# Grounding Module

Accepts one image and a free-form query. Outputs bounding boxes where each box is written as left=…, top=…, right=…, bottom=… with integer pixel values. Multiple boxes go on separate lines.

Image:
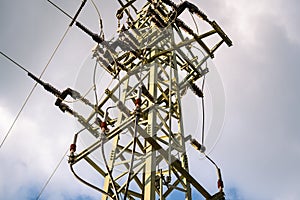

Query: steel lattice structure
left=31, top=0, right=232, bottom=199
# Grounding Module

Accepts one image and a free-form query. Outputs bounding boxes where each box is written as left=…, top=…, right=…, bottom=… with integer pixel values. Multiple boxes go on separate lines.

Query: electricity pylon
left=54, top=0, right=232, bottom=199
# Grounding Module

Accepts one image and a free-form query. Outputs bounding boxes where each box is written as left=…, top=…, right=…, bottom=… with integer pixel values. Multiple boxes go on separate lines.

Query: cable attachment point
left=99, top=126, right=108, bottom=143
left=99, top=121, right=109, bottom=141
left=68, top=133, right=78, bottom=164
left=190, top=138, right=206, bottom=153
left=55, top=88, right=79, bottom=113
left=100, top=121, right=109, bottom=133
left=75, top=22, right=104, bottom=43
left=27, top=72, right=61, bottom=97
left=164, top=175, right=171, bottom=185
left=134, top=98, right=142, bottom=117
left=134, top=98, right=141, bottom=107
left=217, top=168, right=224, bottom=190
left=68, top=144, right=76, bottom=164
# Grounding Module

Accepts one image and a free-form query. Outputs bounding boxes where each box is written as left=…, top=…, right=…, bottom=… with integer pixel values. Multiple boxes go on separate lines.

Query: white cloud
left=0, top=103, right=100, bottom=199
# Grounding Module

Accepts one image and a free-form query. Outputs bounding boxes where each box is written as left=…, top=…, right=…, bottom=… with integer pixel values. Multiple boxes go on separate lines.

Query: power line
left=0, top=51, right=37, bottom=149
left=0, top=51, right=30, bottom=74
left=0, top=81, right=37, bottom=149
left=36, top=148, right=68, bottom=200
left=0, top=26, right=71, bottom=149
left=47, top=0, right=72, bottom=19
left=201, top=76, right=206, bottom=144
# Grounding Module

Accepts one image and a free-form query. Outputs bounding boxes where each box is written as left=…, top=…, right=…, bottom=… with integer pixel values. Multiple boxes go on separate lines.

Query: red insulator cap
left=135, top=98, right=141, bottom=106
left=217, top=179, right=224, bottom=189
left=100, top=121, right=107, bottom=129
left=70, top=144, right=76, bottom=152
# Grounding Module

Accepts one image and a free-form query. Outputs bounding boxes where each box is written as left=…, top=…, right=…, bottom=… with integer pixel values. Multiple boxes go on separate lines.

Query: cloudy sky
left=0, top=0, right=300, bottom=200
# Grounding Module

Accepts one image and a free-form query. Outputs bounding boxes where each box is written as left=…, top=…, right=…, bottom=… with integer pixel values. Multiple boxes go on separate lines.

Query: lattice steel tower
left=41, top=0, right=232, bottom=199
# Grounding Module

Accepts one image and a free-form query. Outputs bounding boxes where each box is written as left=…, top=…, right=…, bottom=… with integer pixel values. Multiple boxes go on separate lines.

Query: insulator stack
left=189, top=81, right=204, bottom=98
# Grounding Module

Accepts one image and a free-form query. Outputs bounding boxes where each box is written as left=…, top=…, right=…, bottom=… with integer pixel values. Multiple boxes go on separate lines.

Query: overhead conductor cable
left=0, top=0, right=90, bottom=149
left=0, top=26, right=68, bottom=148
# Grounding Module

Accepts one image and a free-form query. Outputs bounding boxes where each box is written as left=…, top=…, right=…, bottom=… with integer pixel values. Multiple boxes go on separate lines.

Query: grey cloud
left=1, top=0, right=300, bottom=200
